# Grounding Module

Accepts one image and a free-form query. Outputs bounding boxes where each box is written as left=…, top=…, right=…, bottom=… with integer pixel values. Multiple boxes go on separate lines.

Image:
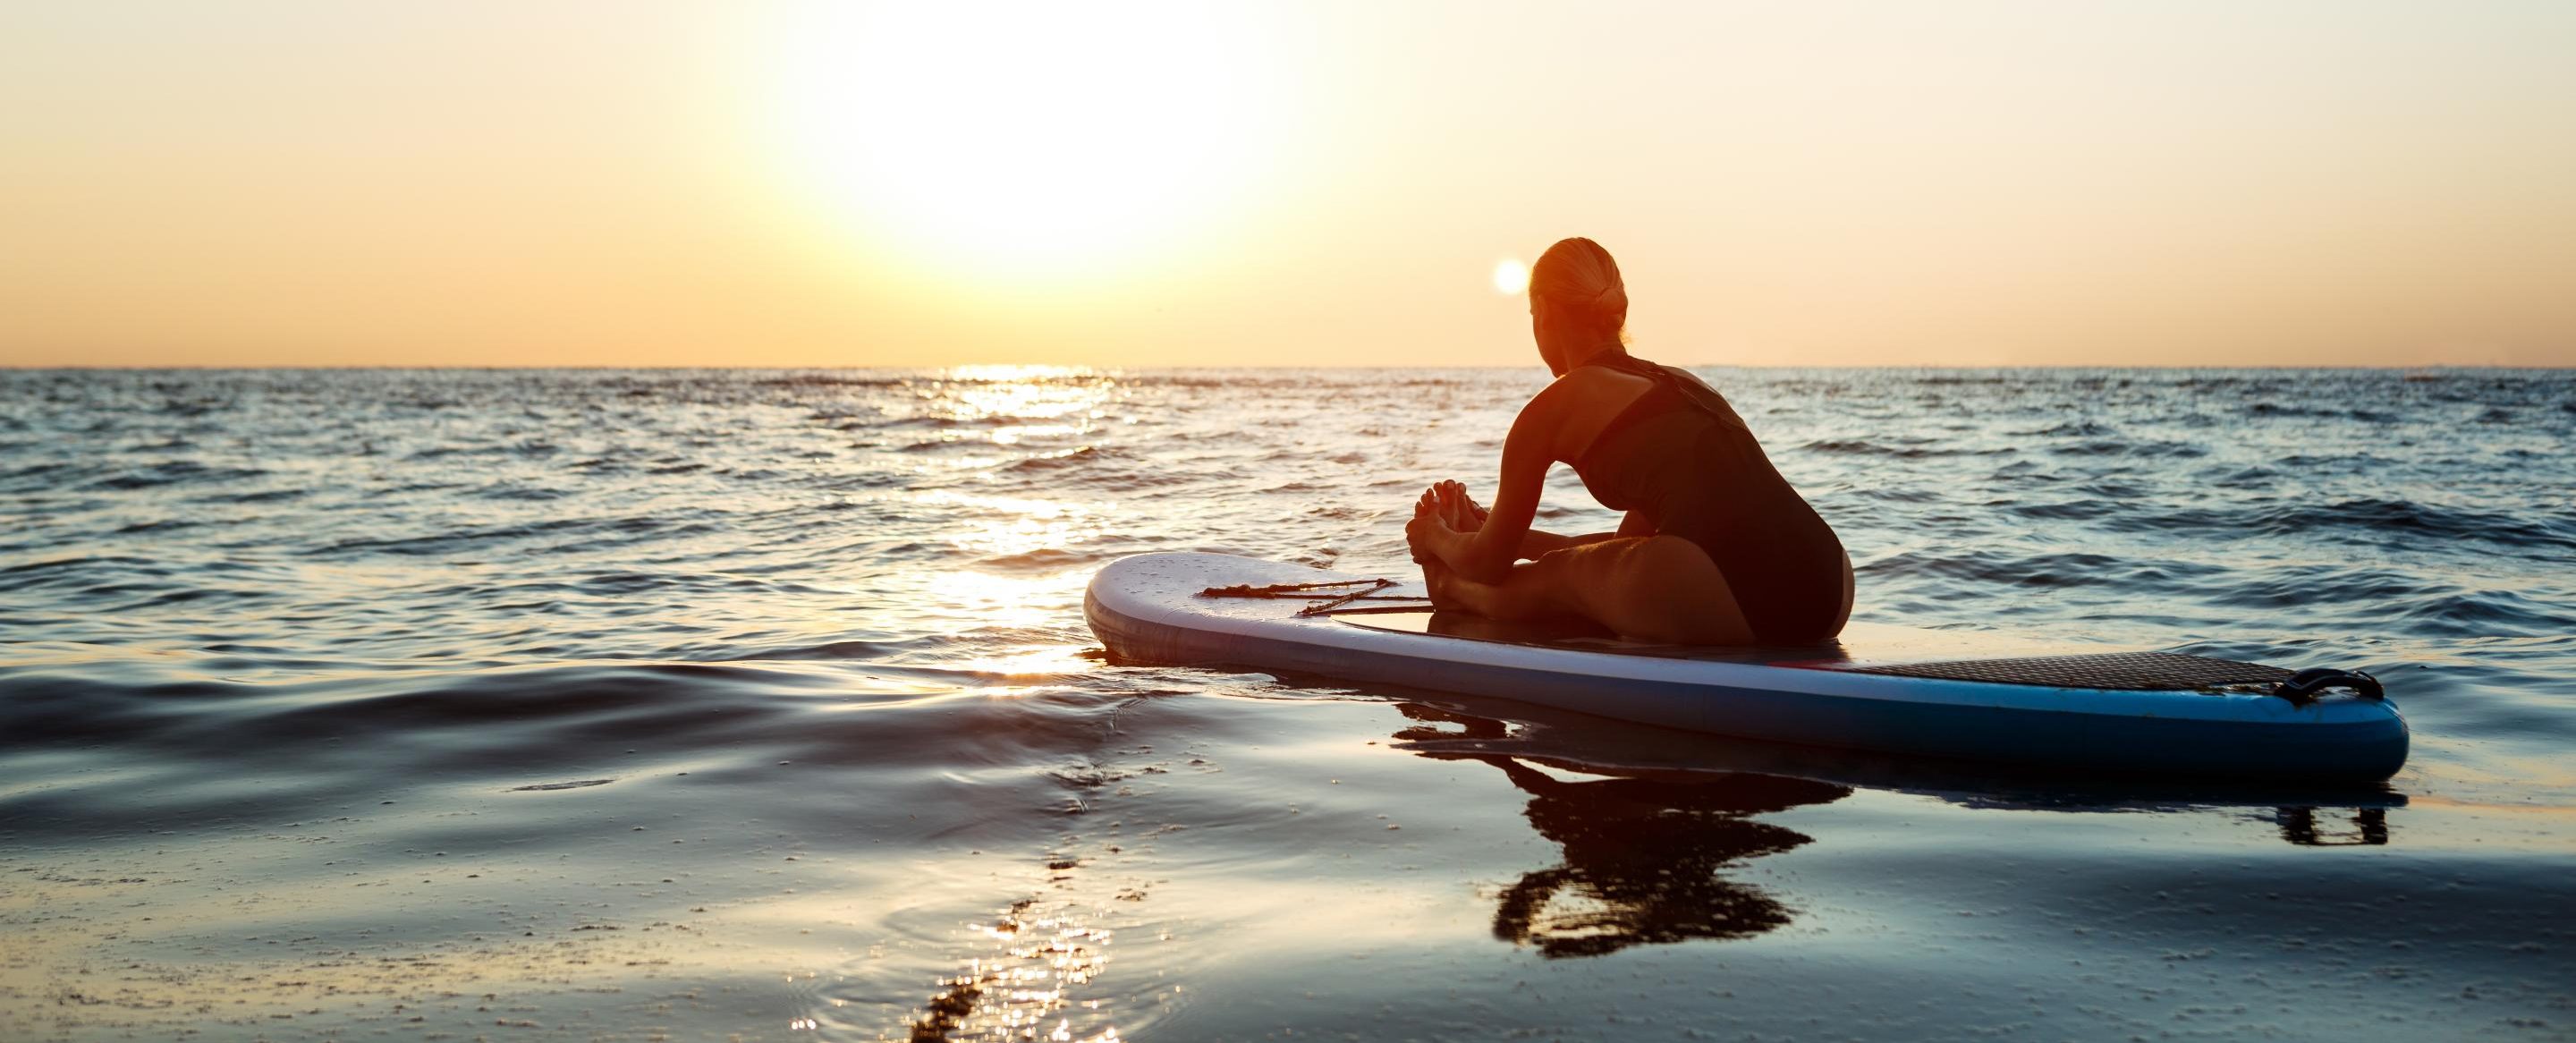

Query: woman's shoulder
left=1517, top=362, right=1662, bottom=459
left=1561, top=360, right=1658, bottom=394
left=1522, top=364, right=1642, bottom=417
left=1565, top=360, right=1661, bottom=408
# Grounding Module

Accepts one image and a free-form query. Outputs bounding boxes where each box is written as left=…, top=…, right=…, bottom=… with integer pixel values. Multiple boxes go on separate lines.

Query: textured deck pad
left=1841, top=651, right=2292, bottom=691
left=1336, top=611, right=2104, bottom=666
left=1338, top=611, right=2291, bottom=691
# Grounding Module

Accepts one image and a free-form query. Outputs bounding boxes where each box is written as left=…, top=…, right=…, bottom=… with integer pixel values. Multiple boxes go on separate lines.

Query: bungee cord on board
left=1198, top=578, right=1432, bottom=617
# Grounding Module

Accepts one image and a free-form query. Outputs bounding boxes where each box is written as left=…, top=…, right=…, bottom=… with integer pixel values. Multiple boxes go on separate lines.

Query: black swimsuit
left=1567, top=352, right=1846, bottom=645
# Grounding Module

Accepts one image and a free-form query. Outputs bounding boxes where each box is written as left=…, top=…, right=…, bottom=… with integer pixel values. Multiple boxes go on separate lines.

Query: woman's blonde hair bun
left=1529, top=237, right=1627, bottom=342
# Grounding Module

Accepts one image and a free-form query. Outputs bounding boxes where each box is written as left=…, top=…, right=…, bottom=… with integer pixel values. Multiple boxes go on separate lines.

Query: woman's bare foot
left=1406, top=485, right=1448, bottom=564
left=1418, top=554, right=1466, bottom=612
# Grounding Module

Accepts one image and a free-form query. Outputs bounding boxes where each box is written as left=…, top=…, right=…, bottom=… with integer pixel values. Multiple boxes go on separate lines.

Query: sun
left=771, top=3, right=1284, bottom=276
left=1493, top=259, right=1530, bottom=294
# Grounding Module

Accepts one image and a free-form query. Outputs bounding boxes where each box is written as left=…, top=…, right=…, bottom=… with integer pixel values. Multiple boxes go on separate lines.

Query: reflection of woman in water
left=1475, top=757, right=1848, bottom=956
left=1397, top=705, right=2385, bottom=957
left=1405, top=237, right=1853, bottom=645
left=2275, top=806, right=2390, bottom=845
left=1392, top=702, right=1851, bottom=958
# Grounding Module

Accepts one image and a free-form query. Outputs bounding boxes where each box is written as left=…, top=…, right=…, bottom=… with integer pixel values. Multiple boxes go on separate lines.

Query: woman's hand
left=1433, top=479, right=1488, bottom=530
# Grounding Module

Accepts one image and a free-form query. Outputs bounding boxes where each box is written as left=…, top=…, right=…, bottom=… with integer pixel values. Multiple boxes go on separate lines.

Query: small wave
left=977, top=547, right=1123, bottom=571
left=2247, top=402, right=2325, bottom=418
left=1801, top=439, right=1998, bottom=459
left=2047, top=440, right=2128, bottom=457
left=2207, top=467, right=2278, bottom=489
left=754, top=374, right=911, bottom=388
left=2008, top=500, right=2122, bottom=522
left=1807, top=438, right=1916, bottom=457
left=85, top=462, right=268, bottom=491
left=0, top=460, right=87, bottom=485
left=113, top=518, right=198, bottom=535
left=2392, top=588, right=2576, bottom=639
left=996, top=446, right=1192, bottom=488
left=472, top=483, right=568, bottom=502
left=301, top=517, right=598, bottom=557
left=819, top=471, right=908, bottom=492
left=199, top=488, right=309, bottom=505
left=1004, top=447, right=1101, bottom=471
left=2122, top=496, right=2576, bottom=553
left=402, top=444, right=512, bottom=461
left=1862, top=549, right=2226, bottom=593
left=888, top=412, right=1072, bottom=430
left=735, top=638, right=911, bottom=661
left=2029, top=421, right=2116, bottom=438
left=2046, top=439, right=2205, bottom=459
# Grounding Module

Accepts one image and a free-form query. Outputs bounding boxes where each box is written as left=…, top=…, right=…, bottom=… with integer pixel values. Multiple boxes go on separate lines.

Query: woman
left=1405, top=237, right=1853, bottom=645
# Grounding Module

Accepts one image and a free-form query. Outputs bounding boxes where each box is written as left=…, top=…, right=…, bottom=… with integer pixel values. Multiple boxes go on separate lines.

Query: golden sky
left=4, top=1, right=2571, bottom=368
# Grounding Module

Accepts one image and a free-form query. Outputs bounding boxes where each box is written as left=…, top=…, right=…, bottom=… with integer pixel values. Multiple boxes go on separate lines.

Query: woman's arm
left=1434, top=481, right=1601, bottom=561
left=1522, top=513, right=1652, bottom=556
left=1414, top=389, right=1564, bottom=583
left=1514, top=528, right=1606, bottom=558
left=1513, top=529, right=1581, bottom=558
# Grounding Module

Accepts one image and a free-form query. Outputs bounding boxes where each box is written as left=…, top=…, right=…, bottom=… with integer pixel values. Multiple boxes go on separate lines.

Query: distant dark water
left=3, top=367, right=2573, bottom=1041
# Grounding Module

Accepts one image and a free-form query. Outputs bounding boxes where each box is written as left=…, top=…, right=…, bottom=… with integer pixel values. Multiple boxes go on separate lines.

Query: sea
left=3, top=367, right=2572, bottom=1042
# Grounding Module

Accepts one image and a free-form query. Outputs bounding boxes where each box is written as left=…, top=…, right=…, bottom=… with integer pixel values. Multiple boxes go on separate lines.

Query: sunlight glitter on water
left=926, top=367, right=1115, bottom=426
left=4, top=368, right=2573, bottom=1040
left=931, top=570, right=1085, bottom=632
left=914, top=491, right=1114, bottom=564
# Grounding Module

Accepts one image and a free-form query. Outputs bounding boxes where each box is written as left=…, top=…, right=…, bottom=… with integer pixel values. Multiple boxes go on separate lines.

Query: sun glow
left=1492, top=259, right=1530, bottom=294
left=772, top=3, right=1285, bottom=276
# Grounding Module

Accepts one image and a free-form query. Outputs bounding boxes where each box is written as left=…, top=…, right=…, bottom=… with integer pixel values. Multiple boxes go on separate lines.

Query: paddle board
left=1084, top=552, right=2408, bottom=780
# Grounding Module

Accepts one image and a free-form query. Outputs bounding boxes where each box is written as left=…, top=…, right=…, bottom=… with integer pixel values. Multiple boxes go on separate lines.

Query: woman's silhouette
left=1406, top=237, right=1853, bottom=645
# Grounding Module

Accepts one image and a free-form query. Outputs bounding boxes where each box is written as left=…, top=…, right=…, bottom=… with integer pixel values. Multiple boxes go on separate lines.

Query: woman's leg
left=1425, top=534, right=1757, bottom=645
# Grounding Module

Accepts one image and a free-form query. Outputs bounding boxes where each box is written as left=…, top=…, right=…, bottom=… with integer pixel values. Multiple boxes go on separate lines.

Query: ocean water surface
left=3, top=367, right=2572, bottom=1041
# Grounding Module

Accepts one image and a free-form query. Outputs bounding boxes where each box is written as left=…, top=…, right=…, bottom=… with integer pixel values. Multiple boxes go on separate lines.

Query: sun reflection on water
left=931, top=569, right=1085, bottom=636
left=921, top=495, right=1111, bottom=565
left=908, top=898, right=1121, bottom=1042
left=919, top=367, right=1115, bottom=428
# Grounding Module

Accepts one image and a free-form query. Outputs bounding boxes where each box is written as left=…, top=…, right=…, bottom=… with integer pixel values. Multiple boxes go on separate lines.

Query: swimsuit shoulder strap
left=1583, top=349, right=1747, bottom=431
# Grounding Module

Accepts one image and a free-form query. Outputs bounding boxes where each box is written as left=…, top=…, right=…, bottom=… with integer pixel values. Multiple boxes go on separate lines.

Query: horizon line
left=3, top=362, right=2569, bottom=373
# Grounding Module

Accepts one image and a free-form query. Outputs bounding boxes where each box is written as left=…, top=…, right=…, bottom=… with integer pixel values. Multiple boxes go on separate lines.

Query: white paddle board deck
left=1084, top=553, right=2408, bottom=780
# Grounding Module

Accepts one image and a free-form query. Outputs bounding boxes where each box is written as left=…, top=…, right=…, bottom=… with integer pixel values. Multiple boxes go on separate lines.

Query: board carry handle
left=2271, top=667, right=2384, bottom=705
